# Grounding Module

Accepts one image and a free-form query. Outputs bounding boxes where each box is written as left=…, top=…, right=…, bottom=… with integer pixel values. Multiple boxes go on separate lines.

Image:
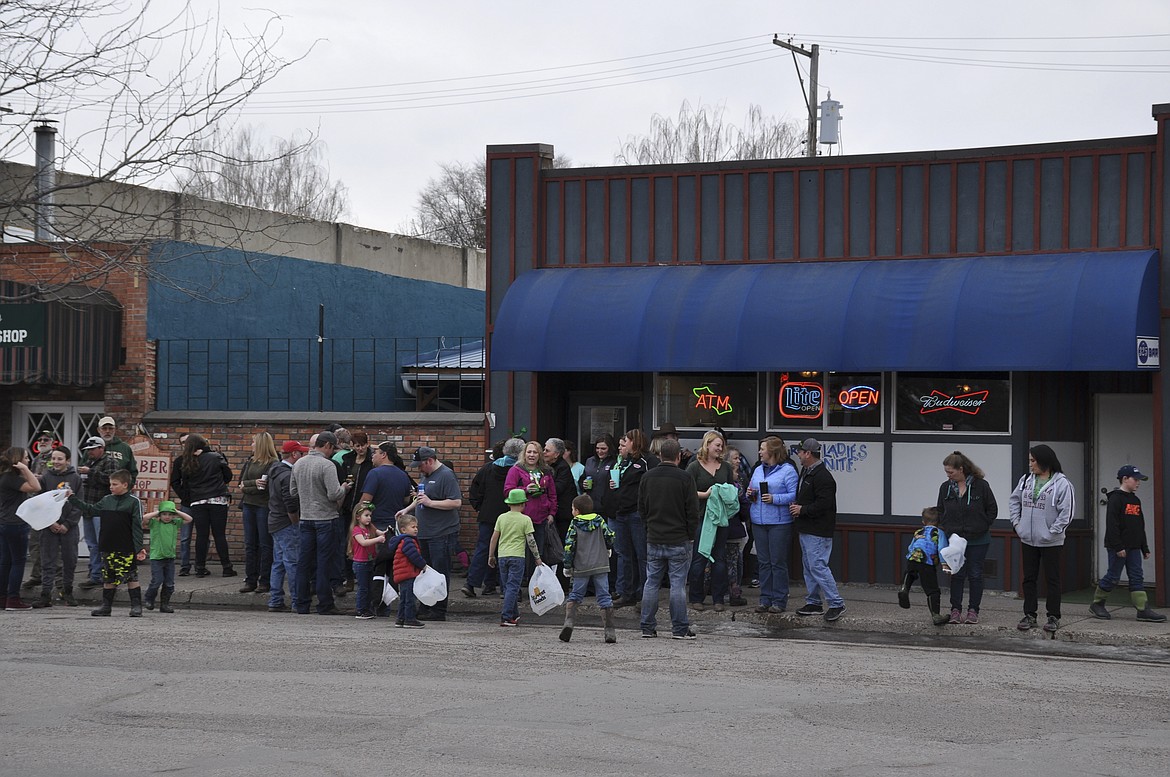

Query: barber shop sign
left=0, top=304, right=46, bottom=348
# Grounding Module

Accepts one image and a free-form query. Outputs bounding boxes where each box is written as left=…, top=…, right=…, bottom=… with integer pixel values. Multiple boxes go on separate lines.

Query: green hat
left=504, top=488, right=529, bottom=505
left=158, top=500, right=178, bottom=514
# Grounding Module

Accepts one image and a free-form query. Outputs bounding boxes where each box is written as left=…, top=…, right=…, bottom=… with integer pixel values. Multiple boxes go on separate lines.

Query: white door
left=1093, top=394, right=1155, bottom=583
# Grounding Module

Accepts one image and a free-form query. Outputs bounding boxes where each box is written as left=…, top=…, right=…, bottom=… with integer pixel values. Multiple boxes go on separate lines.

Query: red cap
left=281, top=440, right=309, bottom=454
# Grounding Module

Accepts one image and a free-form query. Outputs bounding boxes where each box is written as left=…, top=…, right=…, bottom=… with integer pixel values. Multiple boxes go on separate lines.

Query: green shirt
left=148, top=516, right=183, bottom=560
left=494, top=509, right=535, bottom=559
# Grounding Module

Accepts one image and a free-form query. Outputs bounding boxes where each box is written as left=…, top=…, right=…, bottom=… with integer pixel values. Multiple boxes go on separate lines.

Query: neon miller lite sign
left=780, top=381, right=823, bottom=419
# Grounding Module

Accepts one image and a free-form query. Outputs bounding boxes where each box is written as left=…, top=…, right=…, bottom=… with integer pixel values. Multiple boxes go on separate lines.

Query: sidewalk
left=18, top=561, right=1170, bottom=649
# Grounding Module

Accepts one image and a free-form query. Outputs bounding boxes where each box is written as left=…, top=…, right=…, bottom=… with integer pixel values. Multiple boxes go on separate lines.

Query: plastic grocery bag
left=940, top=534, right=968, bottom=575
left=414, top=565, right=447, bottom=607
left=16, top=488, right=69, bottom=531
left=528, top=564, right=564, bottom=616
left=373, top=575, right=399, bottom=606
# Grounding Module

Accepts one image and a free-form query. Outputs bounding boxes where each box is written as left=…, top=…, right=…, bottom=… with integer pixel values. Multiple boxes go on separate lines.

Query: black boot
left=603, top=607, right=617, bottom=644
left=928, top=593, right=948, bottom=626
left=129, top=587, right=143, bottom=617
left=559, top=602, right=577, bottom=643
left=159, top=586, right=175, bottom=614
left=897, top=572, right=913, bottom=609
left=91, top=587, right=115, bottom=616
left=144, top=588, right=156, bottom=610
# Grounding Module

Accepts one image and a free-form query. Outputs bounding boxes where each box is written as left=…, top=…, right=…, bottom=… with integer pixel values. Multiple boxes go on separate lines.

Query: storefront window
left=894, top=372, right=1011, bottom=433
left=769, top=372, right=884, bottom=430
left=827, top=373, right=883, bottom=428
left=654, top=373, right=758, bottom=430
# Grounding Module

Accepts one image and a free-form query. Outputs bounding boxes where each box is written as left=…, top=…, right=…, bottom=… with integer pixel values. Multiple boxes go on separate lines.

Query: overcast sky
left=28, top=0, right=1170, bottom=237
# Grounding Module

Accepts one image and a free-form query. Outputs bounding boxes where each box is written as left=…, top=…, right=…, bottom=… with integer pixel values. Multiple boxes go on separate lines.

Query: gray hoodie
left=1008, top=471, right=1075, bottom=547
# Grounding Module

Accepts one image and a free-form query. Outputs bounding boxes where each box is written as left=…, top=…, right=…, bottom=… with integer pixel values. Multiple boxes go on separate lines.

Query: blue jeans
left=949, top=541, right=989, bottom=613
left=799, top=533, right=844, bottom=609
left=83, top=515, right=102, bottom=582
left=352, top=559, right=374, bottom=613
left=498, top=556, right=525, bottom=621
left=689, top=524, right=729, bottom=604
left=613, top=512, right=647, bottom=599
left=640, top=542, right=691, bottom=635
left=241, top=504, right=273, bottom=586
left=146, top=558, right=176, bottom=600
left=330, top=514, right=348, bottom=588
left=1098, top=548, right=1145, bottom=592
left=397, top=578, right=418, bottom=622
left=295, top=520, right=336, bottom=613
left=753, top=522, right=793, bottom=609
left=419, top=533, right=456, bottom=616
left=570, top=572, right=613, bottom=608
left=0, top=522, right=30, bottom=598
left=269, top=524, right=299, bottom=609
left=466, top=522, right=499, bottom=589
left=179, top=519, right=192, bottom=572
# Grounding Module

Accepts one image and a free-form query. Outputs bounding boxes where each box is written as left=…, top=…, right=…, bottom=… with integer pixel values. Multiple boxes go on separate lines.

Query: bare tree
left=407, top=155, right=571, bottom=249
left=177, top=126, right=350, bottom=222
left=0, top=0, right=304, bottom=301
left=615, top=100, right=803, bottom=165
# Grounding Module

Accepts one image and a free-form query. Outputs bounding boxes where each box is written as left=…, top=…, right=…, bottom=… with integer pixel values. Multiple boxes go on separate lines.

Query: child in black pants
left=898, top=507, right=950, bottom=626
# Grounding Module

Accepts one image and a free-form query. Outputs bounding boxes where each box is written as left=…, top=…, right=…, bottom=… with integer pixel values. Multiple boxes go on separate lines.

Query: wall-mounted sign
left=838, top=385, right=880, bottom=410
left=780, top=380, right=823, bottom=419
left=0, top=304, right=46, bottom=348
left=1137, top=336, right=1160, bottom=369
left=692, top=385, right=733, bottom=415
left=918, top=389, right=989, bottom=415
left=896, top=373, right=1010, bottom=433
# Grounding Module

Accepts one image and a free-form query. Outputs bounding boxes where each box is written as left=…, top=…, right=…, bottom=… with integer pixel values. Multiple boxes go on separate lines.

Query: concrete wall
left=0, top=162, right=486, bottom=290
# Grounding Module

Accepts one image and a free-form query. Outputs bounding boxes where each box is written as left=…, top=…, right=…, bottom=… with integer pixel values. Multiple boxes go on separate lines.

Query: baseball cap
left=282, top=440, right=309, bottom=454
left=80, top=435, right=106, bottom=451
left=1117, top=465, right=1148, bottom=481
left=504, top=488, right=529, bottom=505
left=158, top=500, right=178, bottom=514
left=796, top=438, right=822, bottom=454
left=413, top=445, right=438, bottom=462
left=98, top=416, right=116, bottom=427
left=37, top=429, right=55, bottom=439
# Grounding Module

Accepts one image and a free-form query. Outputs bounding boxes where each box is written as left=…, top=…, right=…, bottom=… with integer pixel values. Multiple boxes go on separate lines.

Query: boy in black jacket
left=1089, top=465, right=1165, bottom=622
left=68, top=470, right=146, bottom=617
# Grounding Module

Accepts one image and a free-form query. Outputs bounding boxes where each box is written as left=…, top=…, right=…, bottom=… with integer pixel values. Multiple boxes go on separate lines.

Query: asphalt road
left=2, top=608, right=1168, bottom=777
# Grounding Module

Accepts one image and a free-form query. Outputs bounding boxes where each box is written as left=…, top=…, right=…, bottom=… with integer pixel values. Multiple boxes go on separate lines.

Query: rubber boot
left=159, top=586, right=175, bottom=614
left=144, top=588, right=156, bottom=610
left=897, top=572, right=913, bottom=609
left=1132, top=590, right=1168, bottom=622
left=603, top=607, right=617, bottom=643
left=1088, top=587, right=1111, bottom=619
left=928, top=593, right=949, bottom=626
left=62, top=588, right=77, bottom=607
left=91, top=587, right=115, bottom=617
left=559, top=601, right=577, bottom=643
left=129, top=587, right=143, bottom=617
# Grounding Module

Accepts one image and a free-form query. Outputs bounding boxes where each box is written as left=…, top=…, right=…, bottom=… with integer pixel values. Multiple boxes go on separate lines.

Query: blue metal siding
left=748, top=172, right=770, bottom=260
left=929, top=164, right=951, bottom=255
left=956, top=163, right=980, bottom=254
left=631, top=178, right=650, bottom=261
left=984, top=161, right=1007, bottom=252
left=1012, top=159, right=1035, bottom=251
left=875, top=167, right=896, bottom=256
left=1040, top=157, right=1064, bottom=250
left=1097, top=154, right=1122, bottom=248
left=724, top=173, right=744, bottom=260
left=901, top=166, right=924, bottom=255
left=654, top=177, right=673, bottom=262
left=799, top=170, right=819, bottom=258
left=823, top=169, right=844, bottom=258
left=490, top=158, right=512, bottom=312
left=1069, top=157, right=1093, bottom=249
left=774, top=171, right=794, bottom=259
left=849, top=168, right=870, bottom=258
left=1127, top=152, right=1148, bottom=246
left=585, top=179, right=605, bottom=263
left=544, top=181, right=561, bottom=265
left=677, top=176, right=697, bottom=262
left=516, top=158, right=535, bottom=269
left=609, top=179, right=627, bottom=262
left=563, top=180, right=581, bottom=264
left=701, top=175, right=720, bottom=259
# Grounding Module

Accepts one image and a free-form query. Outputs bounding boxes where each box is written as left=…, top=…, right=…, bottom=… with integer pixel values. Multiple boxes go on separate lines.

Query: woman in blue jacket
left=747, top=436, right=798, bottom=613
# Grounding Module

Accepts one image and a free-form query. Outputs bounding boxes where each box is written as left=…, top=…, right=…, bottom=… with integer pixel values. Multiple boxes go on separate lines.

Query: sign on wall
left=1136, top=336, right=1160, bottom=369
left=0, top=304, right=46, bottom=348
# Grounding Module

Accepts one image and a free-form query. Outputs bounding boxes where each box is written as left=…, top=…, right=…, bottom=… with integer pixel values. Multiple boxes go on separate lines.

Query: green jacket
left=103, top=436, right=139, bottom=482
left=698, top=483, right=739, bottom=561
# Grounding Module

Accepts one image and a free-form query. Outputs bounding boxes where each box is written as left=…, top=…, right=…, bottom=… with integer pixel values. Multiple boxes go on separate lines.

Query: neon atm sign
left=693, top=385, right=733, bottom=415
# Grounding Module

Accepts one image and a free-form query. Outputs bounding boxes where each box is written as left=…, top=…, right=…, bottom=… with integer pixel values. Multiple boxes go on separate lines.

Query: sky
left=12, top=0, right=1170, bottom=236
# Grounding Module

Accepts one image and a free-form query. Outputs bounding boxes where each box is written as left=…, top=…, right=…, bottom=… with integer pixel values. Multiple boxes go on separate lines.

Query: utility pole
left=772, top=36, right=819, bottom=158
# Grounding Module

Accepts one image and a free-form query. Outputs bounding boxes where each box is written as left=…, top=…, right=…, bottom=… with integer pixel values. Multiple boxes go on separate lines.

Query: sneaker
left=824, top=606, right=845, bottom=622
left=402, top=620, right=426, bottom=629
left=1088, top=601, right=1111, bottom=620
left=460, top=585, right=477, bottom=598
left=395, top=619, right=405, bottom=627
left=1137, top=608, right=1168, bottom=623
left=754, top=604, right=770, bottom=613
left=1017, top=614, right=1037, bottom=631
left=729, top=596, right=749, bottom=607
left=354, top=611, right=375, bottom=620
left=195, top=569, right=211, bottom=578
left=748, top=579, right=760, bottom=588
left=965, top=609, right=979, bottom=625
left=22, top=578, right=40, bottom=590
left=256, top=584, right=271, bottom=594
left=221, top=569, right=237, bottom=578
left=1043, top=615, right=1061, bottom=633
left=178, top=569, right=190, bottom=577
left=31, top=594, right=53, bottom=609
left=79, top=579, right=101, bottom=590
left=672, top=630, right=697, bottom=640
left=267, top=606, right=288, bottom=613
left=62, top=591, right=78, bottom=607
left=481, top=585, right=498, bottom=596
left=768, top=605, right=785, bottom=614
left=690, top=602, right=706, bottom=611
left=948, top=608, right=962, bottom=624
left=795, top=604, right=823, bottom=616
left=640, top=629, right=658, bottom=638
left=5, top=598, right=32, bottom=611
left=416, top=611, right=446, bottom=622
left=500, top=618, right=519, bottom=627
left=238, top=582, right=257, bottom=593
left=713, top=603, right=726, bottom=613
left=331, top=586, right=347, bottom=598
left=317, top=606, right=344, bottom=616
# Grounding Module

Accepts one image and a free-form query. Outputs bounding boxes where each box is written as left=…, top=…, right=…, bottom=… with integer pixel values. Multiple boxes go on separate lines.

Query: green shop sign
left=0, top=303, right=46, bottom=348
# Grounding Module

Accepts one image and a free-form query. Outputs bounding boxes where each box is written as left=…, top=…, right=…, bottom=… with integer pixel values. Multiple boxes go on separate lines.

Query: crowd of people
left=0, top=420, right=1165, bottom=635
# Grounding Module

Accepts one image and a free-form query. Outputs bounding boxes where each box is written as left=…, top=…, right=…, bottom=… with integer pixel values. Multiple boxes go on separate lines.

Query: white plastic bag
left=373, top=575, right=399, bottom=606
left=16, top=488, right=69, bottom=531
left=528, top=564, right=564, bottom=616
left=414, top=565, right=447, bottom=607
left=940, top=534, right=968, bottom=575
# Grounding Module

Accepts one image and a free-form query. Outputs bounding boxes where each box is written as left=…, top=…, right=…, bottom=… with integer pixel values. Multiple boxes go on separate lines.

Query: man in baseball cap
left=96, top=415, right=138, bottom=485
left=397, top=445, right=462, bottom=621
left=281, top=440, right=309, bottom=454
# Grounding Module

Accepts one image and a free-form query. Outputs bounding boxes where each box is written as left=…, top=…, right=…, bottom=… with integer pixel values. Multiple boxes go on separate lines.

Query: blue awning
left=490, top=251, right=1159, bottom=372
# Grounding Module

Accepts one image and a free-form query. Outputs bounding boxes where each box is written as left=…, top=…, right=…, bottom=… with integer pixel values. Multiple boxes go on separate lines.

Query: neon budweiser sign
left=919, top=389, right=989, bottom=415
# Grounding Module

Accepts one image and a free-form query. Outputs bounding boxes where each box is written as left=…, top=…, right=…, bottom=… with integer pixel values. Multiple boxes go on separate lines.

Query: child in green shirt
left=142, top=500, right=193, bottom=613
left=488, top=488, right=545, bottom=626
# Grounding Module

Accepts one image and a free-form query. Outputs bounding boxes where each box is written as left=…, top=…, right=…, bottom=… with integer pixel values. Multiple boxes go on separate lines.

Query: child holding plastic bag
left=385, top=514, right=427, bottom=628
left=897, top=507, right=950, bottom=626
left=488, top=488, right=545, bottom=626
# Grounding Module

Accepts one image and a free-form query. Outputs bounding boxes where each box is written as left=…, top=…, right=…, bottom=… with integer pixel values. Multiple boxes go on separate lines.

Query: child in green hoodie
left=68, top=469, right=146, bottom=617
left=559, top=494, right=617, bottom=644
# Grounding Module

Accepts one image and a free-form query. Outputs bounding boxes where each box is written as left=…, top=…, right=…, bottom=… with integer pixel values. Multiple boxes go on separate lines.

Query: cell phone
left=759, top=482, right=769, bottom=496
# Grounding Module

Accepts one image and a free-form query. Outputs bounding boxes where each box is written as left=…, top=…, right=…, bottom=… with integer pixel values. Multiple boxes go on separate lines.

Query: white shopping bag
left=528, top=564, right=564, bottom=616
left=940, top=534, right=968, bottom=575
left=373, top=575, right=399, bottom=606
left=16, top=488, right=69, bottom=531
left=414, top=565, right=447, bottom=607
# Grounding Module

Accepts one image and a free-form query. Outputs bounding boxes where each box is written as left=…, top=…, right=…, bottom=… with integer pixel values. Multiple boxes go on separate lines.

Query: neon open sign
left=693, top=385, right=733, bottom=415
left=838, top=385, right=879, bottom=410
left=780, top=381, right=823, bottom=419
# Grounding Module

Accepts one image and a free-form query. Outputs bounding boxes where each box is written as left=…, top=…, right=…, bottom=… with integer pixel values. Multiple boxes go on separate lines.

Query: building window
left=654, top=373, right=758, bottom=431
left=894, top=372, right=1011, bottom=433
left=768, top=372, right=883, bottom=431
